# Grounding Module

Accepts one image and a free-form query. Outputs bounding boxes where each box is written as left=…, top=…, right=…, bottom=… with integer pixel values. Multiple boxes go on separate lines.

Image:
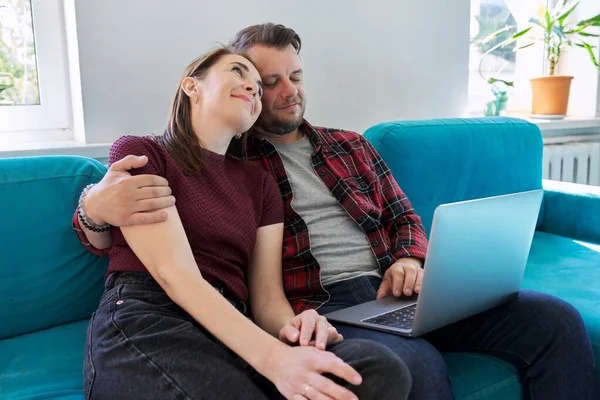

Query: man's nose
left=280, top=77, right=298, bottom=98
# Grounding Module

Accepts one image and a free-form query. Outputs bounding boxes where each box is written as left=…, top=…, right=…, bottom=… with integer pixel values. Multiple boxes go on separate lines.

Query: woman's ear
left=181, top=77, right=199, bottom=98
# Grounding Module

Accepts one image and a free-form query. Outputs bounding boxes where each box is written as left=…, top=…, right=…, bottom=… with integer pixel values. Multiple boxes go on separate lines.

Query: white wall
left=73, top=0, right=471, bottom=144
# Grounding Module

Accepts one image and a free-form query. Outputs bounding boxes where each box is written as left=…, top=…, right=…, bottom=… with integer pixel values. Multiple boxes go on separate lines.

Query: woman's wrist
left=250, top=336, right=288, bottom=378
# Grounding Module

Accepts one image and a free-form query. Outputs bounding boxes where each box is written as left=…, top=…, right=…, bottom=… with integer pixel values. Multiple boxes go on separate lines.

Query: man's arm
left=359, top=136, right=429, bottom=298
left=74, top=155, right=174, bottom=250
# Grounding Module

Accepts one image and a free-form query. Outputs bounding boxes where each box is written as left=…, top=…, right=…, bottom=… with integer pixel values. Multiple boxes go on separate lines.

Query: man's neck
left=255, top=127, right=304, bottom=144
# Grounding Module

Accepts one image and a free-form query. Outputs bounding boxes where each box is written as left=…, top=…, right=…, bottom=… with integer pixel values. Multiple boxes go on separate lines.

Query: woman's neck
left=192, top=119, right=235, bottom=155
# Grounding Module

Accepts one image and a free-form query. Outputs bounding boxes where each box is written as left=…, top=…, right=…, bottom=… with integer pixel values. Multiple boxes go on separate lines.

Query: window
left=0, top=0, right=71, bottom=140
left=469, top=1, right=548, bottom=115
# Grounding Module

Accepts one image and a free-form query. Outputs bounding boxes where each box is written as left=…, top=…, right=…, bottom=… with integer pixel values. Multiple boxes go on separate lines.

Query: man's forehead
left=246, top=45, right=302, bottom=76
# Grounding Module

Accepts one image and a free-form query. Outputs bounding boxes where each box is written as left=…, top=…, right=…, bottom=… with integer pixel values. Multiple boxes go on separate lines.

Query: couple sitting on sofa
left=74, top=23, right=599, bottom=400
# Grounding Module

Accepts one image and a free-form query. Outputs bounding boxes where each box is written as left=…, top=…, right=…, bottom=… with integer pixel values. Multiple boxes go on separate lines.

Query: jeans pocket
left=117, top=283, right=177, bottom=308
left=366, top=276, right=383, bottom=298
left=83, top=312, right=97, bottom=399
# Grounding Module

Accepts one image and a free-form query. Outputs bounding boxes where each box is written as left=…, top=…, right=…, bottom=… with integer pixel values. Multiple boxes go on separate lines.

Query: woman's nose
left=244, top=82, right=258, bottom=96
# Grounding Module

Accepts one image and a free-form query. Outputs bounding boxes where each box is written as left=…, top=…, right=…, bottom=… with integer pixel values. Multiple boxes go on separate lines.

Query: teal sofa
left=365, top=117, right=600, bottom=400
left=1, top=117, right=598, bottom=399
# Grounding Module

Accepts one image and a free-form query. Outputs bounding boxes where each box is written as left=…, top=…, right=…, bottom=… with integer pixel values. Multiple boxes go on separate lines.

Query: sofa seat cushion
left=0, top=319, right=88, bottom=399
left=523, top=231, right=600, bottom=380
left=444, top=353, right=521, bottom=400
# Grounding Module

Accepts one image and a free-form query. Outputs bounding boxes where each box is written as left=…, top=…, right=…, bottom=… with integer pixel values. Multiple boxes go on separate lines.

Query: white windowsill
left=0, top=138, right=111, bottom=159
left=511, top=115, right=600, bottom=132
left=1, top=115, right=599, bottom=159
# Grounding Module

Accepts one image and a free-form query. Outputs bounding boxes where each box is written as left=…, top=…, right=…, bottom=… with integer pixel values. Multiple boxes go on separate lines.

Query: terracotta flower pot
left=529, top=76, right=573, bottom=119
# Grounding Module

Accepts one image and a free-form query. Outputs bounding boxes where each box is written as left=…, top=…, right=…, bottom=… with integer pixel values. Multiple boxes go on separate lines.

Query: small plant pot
left=529, top=76, right=573, bottom=119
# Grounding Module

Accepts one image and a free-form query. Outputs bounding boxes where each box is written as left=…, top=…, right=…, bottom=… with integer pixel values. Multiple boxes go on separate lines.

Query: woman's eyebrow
left=230, top=61, right=250, bottom=72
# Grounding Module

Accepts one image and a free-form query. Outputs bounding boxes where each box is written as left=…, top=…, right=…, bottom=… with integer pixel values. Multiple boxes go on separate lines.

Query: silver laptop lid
left=411, top=189, right=543, bottom=336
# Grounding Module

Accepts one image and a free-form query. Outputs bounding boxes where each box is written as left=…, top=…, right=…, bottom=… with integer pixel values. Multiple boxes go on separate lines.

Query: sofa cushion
left=363, top=117, right=543, bottom=233
left=0, top=156, right=108, bottom=339
left=0, top=319, right=88, bottom=399
left=444, top=353, right=521, bottom=400
left=523, top=231, right=600, bottom=380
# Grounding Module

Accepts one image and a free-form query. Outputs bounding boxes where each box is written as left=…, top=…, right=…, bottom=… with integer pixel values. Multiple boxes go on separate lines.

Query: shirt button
left=373, top=240, right=380, bottom=247
left=358, top=216, right=366, bottom=223
left=319, top=170, right=326, bottom=177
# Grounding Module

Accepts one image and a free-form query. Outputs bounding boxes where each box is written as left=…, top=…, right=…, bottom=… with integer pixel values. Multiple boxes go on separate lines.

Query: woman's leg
left=84, top=273, right=269, bottom=400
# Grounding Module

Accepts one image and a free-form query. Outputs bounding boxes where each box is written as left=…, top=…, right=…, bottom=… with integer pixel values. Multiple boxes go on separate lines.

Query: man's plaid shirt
left=245, top=120, right=428, bottom=313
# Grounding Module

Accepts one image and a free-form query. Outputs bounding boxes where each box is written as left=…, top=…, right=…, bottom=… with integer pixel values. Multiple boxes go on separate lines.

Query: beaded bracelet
left=78, top=183, right=111, bottom=232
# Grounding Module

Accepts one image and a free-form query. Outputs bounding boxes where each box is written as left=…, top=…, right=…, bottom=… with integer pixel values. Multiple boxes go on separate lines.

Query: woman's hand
left=279, top=310, right=343, bottom=350
left=264, top=345, right=362, bottom=400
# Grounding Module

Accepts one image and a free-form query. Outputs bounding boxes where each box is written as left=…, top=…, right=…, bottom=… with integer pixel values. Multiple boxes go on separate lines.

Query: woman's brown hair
left=156, top=47, right=250, bottom=175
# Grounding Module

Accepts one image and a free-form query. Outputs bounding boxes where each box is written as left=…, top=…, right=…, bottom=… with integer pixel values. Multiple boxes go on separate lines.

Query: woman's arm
left=248, top=223, right=343, bottom=350
left=247, top=223, right=295, bottom=335
left=121, top=204, right=288, bottom=371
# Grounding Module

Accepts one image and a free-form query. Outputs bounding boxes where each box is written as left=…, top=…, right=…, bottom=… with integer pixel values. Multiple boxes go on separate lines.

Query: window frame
left=468, top=0, right=549, bottom=115
left=0, top=0, right=72, bottom=139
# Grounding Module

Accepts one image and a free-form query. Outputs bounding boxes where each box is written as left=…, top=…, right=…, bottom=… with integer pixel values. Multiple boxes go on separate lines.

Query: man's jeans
left=319, top=276, right=599, bottom=400
left=84, top=272, right=412, bottom=399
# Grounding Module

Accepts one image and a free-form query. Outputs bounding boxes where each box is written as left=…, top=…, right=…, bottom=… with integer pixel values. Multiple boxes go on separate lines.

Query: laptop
left=324, top=189, right=543, bottom=337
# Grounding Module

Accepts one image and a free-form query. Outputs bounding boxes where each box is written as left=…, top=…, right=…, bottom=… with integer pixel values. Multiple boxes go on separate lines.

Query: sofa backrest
left=0, top=156, right=108, bottom=339
left=364, top=117, right=543, bottom=234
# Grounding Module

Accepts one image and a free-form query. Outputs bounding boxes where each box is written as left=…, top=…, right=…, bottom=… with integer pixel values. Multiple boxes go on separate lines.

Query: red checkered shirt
left=73, top=120, right=428, bottom=313
left=245, top=121, right=428, bottom=313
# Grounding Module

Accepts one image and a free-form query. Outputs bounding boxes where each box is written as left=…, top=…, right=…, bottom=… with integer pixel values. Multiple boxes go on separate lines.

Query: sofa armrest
left=539, top=179, right=600, bottom=244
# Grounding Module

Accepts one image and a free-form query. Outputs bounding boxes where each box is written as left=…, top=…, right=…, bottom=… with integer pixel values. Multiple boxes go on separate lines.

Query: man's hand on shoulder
left=377, top=257, right=424, bottom=299
left=84, top=155, right=175, bottom=227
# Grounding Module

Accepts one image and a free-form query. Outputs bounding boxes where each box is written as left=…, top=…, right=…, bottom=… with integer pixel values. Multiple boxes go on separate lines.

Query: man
left=75, top=23, right=598, bottom=399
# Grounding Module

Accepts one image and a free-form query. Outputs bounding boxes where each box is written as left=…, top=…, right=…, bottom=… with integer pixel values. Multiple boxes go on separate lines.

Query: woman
left=77, top=47, right=410, bottom=400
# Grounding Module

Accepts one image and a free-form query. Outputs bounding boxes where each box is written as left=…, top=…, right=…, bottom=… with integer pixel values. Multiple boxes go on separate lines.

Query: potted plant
left=483, top=0, right=600, bottom=118
left=483, top=77, right=513, bottom=116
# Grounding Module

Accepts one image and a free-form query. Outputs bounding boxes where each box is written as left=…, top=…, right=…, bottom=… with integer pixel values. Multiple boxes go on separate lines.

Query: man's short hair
left=230, top=23, right=301, bottom=54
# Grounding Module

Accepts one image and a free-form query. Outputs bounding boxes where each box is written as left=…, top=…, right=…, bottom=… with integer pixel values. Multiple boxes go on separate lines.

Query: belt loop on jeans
left=105, top=273, right=117, bottom=289
left=212, top=282, right=247, bottom=315
left=212, top=283, right=225, bottom=295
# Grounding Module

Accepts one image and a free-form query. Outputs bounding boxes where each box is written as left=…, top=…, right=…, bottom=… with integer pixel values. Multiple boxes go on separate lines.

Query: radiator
left=543, top=142, right=600, bottom=186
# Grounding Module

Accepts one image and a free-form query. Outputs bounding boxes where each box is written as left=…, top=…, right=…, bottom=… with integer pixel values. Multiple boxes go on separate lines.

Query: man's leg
left=424, top=289, right=599, bottom=400
left=319, top=277, right=454, bottom=400
left=326, top=338, right=413, bottom=400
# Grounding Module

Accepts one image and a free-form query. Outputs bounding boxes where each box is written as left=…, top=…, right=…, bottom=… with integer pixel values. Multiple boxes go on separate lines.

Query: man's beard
left=255, top=103, right=305, bottom=136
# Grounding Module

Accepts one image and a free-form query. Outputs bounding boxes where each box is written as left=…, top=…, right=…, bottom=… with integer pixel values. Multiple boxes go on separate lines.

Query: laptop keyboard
left=362, top=304, right=416, bottom=330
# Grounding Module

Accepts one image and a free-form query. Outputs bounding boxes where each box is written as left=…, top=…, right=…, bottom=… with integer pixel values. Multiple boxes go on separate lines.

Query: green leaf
left=480, top=27, right=535, bottom=59
left=513, top=26, right=533, bottom=39
left=577, top=42, right=600, bottom=69
left=488, top=77, right=514, bottom=87
left=529, top=18, right=546, bottom=29
left=545, top=10, right=554, bottom=36
left=518, top=42, right=536, bottom=50
left=557, top=1, right=580, bottom=27
left=565, top=24, right=590, bottom=34
left=577, top=14, right=600, bottom=27
left=579, top=31, right=600, bottom=37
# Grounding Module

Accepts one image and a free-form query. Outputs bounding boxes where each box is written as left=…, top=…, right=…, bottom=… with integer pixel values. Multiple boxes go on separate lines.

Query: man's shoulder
left=310, top=125, right=365, bottom=146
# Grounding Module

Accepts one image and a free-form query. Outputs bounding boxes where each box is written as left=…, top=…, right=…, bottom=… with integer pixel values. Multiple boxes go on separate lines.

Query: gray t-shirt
left=272, top=135, right=380, bottom=287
